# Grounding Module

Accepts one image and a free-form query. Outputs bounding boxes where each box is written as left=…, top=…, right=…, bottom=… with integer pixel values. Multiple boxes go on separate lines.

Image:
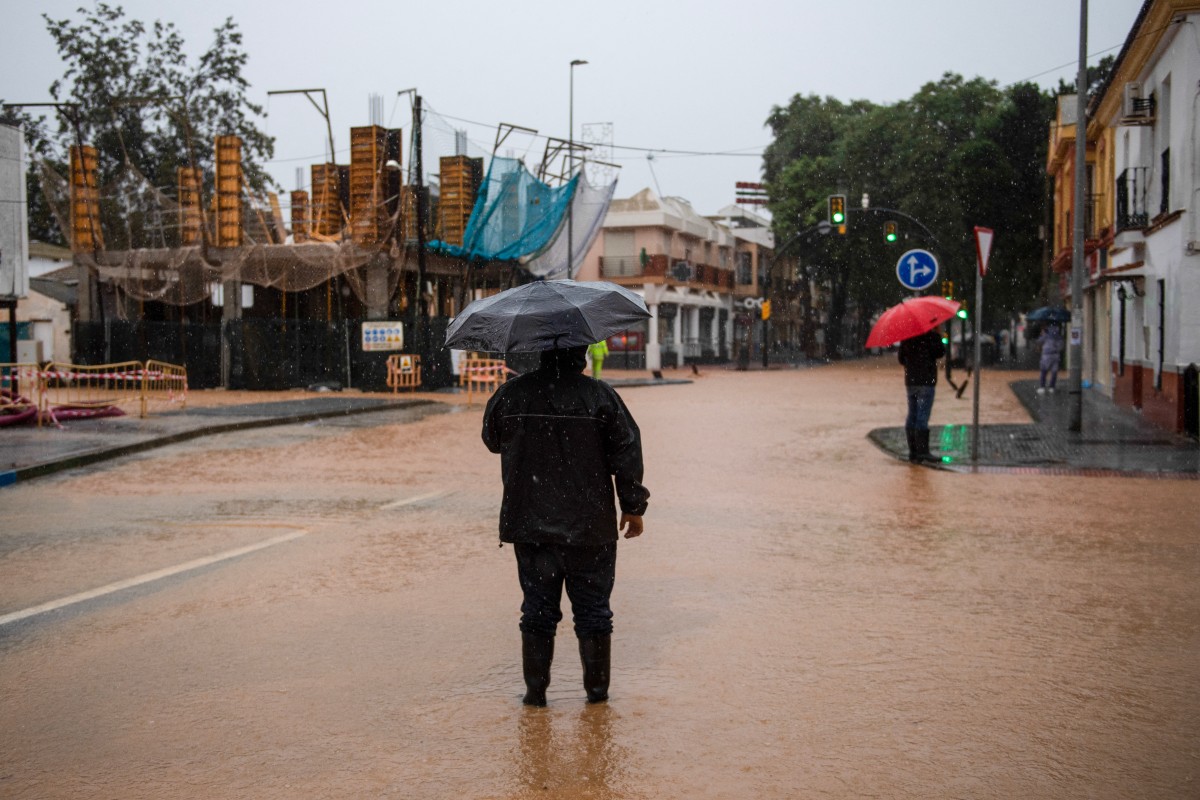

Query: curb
left=5, top=398, right=439, bottom=487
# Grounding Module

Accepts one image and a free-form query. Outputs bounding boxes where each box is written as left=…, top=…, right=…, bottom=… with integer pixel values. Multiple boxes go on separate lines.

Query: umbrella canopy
left=865, top=296, right=960, bottom=349
left=1027, top=305, right=1071, bottom=322
left=444, top=279, right=651, bottom=353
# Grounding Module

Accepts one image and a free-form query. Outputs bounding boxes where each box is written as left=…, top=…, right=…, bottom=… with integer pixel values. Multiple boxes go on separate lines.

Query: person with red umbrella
left=866, top=296, right=959, bottom=463
left=898, top=329, right=946, bottom=463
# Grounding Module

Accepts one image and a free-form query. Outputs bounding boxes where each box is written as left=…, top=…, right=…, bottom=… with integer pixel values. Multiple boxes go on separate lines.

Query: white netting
left=523, top=166, right=618, bottom=279
left=37, top=155, right=408, bottom=307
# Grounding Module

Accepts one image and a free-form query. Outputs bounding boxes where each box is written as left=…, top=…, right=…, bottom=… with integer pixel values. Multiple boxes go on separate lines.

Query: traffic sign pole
left=971, top=227, right=994, bottom=462
left=972, top=264, right=983, bottom=461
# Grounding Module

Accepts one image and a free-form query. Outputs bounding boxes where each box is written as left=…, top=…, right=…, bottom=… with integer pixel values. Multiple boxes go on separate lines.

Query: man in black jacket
left=483, top=346, right=650, bottom=706
left=898, top=329, right=946, bottom=463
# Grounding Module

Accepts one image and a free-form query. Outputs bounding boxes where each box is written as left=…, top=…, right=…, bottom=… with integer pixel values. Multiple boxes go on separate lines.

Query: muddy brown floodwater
left=1, top=359, right=1198, bottom=799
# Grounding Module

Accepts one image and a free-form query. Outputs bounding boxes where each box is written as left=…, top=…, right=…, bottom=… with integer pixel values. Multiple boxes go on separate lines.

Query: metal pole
left=414, top=94, right=427, bottom=327
left=1069, top=0, right=1088, bottom=432
left=568, top=60, right=587, bottom=279
left=972, top=264, right=983, bottom=461
left=568, top=66, right=575, bottom=278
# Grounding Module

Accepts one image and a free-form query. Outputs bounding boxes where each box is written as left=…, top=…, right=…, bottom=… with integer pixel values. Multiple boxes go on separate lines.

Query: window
left=737, top=252, right=752, bottom=285
left=1160, top=148, right=1170, bottom=215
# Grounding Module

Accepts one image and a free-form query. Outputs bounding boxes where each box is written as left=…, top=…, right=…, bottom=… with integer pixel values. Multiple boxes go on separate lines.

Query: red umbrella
left=865, top=296, right=960, bottom=348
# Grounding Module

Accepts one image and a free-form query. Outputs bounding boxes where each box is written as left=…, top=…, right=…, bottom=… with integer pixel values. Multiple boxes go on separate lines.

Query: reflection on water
left=513, top=703, right=632, bottom=799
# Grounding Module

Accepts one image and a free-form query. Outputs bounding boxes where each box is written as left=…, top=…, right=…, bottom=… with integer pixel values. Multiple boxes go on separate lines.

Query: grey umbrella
left=444, top=279, right=651, bottom=353
left=1027, top=305, right=1071, bottom=322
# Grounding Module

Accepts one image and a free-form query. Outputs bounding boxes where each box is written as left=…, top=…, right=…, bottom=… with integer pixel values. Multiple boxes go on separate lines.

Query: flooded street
left=2, top=359, right=1198, bottom=798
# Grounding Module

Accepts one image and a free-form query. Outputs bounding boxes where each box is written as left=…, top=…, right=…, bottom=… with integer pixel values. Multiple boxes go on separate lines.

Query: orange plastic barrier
left=386, top=354, right=422, bottom=392
left=463, top=357, right=510, bottom=405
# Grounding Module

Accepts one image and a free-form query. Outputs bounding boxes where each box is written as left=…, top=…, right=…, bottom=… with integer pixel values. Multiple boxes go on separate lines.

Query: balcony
left=600, top=255, right=642, bottom=277
left=1116, top=167, right=1149, bottom=232
left=600, top=255, right=734, bottom=290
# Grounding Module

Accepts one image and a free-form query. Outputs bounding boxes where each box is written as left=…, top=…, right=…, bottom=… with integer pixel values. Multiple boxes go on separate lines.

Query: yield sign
left=974, top=226, right=994, bottom=276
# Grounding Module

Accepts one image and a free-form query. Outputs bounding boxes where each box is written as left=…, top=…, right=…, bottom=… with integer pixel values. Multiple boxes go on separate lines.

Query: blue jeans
left=1039, top=356, right=1060, bottom=388
left=905, top=385, right=936, bottom=430
left=514, top=542, right=617, bottom=637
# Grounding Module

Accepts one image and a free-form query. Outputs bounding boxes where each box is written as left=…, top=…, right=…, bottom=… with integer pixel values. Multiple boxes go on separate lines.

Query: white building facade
left=576, top=188, right=744, bottom=370
left=1096, top=0, right=1200, bottom=435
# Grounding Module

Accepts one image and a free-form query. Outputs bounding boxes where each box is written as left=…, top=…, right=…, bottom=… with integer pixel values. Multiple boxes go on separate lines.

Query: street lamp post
left=568, top=59, right=588, bottom=279
left=1068, top=0, right=1088, bottom=432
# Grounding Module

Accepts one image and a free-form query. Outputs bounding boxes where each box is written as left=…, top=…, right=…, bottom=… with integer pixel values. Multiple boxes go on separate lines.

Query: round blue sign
left=896, top=249, right=939, bottom=291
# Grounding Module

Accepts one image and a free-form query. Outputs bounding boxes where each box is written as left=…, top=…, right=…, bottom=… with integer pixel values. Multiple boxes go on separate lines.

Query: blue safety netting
left=428, top=156, right=577, bottom=263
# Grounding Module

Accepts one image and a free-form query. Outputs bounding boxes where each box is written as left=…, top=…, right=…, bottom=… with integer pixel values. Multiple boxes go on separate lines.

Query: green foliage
left=763, top=72, right=1058, bottom=353
left=1055, top=54, right=1116, bottom=98
left=3, top=3, right=274, bottom=246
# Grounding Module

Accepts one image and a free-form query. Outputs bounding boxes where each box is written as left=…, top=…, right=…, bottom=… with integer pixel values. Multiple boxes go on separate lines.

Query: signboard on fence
left=361, top=321, right=404, bottom=352
left=0, top=124, right=29, bottom=300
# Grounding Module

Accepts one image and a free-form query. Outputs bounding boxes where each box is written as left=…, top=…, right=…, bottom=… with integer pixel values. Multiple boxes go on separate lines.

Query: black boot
left=578, top=635, right=611, bottom=704
left=914, top=429, right=938, bottom=463
left=522, top=632, right=554, bottom=707
left=905, top=427, right=919, bottom=462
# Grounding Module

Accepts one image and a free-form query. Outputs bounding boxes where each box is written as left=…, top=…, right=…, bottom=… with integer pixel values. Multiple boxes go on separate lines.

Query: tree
left=762, top=73, right=1056, bottom=353
left=2, top=3, right=274, bottom=248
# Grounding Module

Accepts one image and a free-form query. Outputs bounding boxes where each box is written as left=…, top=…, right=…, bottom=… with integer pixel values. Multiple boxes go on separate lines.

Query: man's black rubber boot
left=522, top=632, right=555, bottom=707
left=905, top=427, right=919, bottom=462
left=915, top=429, right=939, bottom=463
left=578, top=635, right=611, bottom=704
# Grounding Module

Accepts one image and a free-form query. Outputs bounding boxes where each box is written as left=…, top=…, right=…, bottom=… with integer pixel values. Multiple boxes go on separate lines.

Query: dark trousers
left=513, top=542, right=616, bottom=638
left=905, top=384, right=936, bottom=430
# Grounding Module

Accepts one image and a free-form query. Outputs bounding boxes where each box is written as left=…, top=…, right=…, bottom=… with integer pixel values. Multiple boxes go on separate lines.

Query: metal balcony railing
left=1085, top=192, right=1104, bottom=239
left=600, top=255, right=641, bottom=277
left=1116, top=167, right=1149, bottom=231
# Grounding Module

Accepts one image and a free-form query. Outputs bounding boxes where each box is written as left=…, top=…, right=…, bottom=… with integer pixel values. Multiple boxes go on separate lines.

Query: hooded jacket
left=482, top=347, right=650, bottom=545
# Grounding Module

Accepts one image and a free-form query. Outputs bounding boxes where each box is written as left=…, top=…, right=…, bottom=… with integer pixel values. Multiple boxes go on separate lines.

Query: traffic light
left=941, top=280, right=954, bottom=300
left=884, top=221, right=898, bottom=243
left=828, top=194, right=846, bottom=233
left=956, top=302, right=969, bottom=320
left=761, top=299, right=771, bottom=321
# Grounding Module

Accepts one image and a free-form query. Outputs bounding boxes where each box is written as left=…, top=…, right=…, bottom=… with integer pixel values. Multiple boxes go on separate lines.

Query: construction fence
left=1, top=360, right=188, bottom=427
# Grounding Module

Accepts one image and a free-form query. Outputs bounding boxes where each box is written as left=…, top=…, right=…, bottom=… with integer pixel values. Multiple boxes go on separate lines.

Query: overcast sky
left=1, top=0, right=1143, bottom=216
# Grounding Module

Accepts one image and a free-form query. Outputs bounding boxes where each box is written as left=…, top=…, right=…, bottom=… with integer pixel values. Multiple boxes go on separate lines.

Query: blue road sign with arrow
left=896, top=249, right=938, bottom=291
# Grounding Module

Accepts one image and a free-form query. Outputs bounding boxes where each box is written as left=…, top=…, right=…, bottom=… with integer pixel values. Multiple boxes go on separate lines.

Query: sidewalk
left=868, top=379, right=1200, bottom=477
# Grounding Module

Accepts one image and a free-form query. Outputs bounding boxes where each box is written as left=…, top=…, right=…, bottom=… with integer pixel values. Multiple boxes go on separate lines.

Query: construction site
left=18, top=104, right=617, bottom=393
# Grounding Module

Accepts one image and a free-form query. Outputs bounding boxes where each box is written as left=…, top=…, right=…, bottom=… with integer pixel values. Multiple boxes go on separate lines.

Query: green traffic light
left=885, top=231, right=897, bottom=242
left=941, top=336, right=949, bottom=345
left=832, top=211, right=844, bottom=224
left=956, top=309, right=968, bottom=320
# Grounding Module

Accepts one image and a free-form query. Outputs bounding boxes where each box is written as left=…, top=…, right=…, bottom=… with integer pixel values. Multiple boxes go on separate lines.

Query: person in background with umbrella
left=449, top=280, right=653, bottom=707
left=866, top=296, right=958, bottom=464
left=1037, top=323, right=1065, bottom=395
left=898, top=328, right=947, bottom=463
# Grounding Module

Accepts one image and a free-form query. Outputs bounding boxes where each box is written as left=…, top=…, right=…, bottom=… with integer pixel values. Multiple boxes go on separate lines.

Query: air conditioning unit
left=1122, top=82, right=1155, bottom=122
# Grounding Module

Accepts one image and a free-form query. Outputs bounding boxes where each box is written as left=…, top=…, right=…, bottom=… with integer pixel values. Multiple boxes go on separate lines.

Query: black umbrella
left=444, top=279, right=651, bottom=353
left=1027, top=305, right=1071, bottom=323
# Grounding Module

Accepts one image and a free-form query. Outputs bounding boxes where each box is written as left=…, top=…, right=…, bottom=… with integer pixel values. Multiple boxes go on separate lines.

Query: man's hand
left=620, top=513, right=644, bottom=539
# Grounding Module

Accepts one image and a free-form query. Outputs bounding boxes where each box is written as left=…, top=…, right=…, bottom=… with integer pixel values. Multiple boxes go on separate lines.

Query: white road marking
left=0, top=529, right=308, bottom=628
left=378, top=490, right=453, bottom=510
